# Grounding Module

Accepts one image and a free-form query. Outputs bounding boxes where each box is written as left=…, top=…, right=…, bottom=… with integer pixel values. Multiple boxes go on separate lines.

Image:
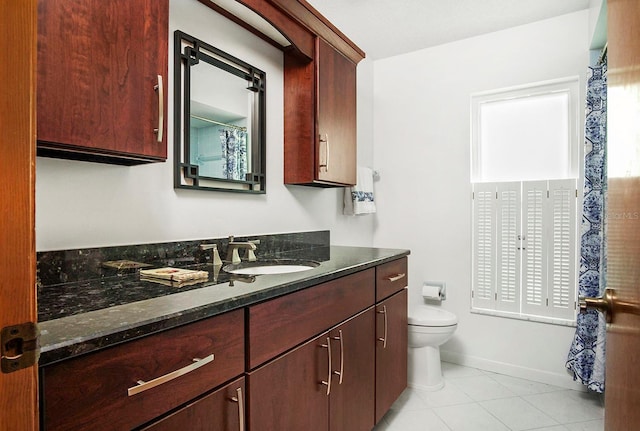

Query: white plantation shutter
left=522, top=181, right=547, bottom=316
left=548, top=179, right=577, bottom=320
left=495, top=183, right=520, bottom=312
left=472, top=180, right=578, bottom=321
left=472, top=183, right=496, bottom=310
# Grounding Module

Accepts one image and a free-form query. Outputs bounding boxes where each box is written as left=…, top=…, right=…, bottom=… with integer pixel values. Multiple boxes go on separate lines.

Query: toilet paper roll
left=422, top=284, right=442, bottom=300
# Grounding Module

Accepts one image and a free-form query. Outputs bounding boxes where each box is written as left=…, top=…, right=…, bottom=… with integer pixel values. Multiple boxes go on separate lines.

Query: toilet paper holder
left=422, top=281, right=446, bottom=301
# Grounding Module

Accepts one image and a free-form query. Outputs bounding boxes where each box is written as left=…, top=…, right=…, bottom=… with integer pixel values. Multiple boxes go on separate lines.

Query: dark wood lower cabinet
left=247, top=331, right=330, bottom=431
left=41, top=310, right=245, bottom=431
left=375, top=289, right=408, bottom=423
left=139, top=377, right=245, bottom=431
left=247, top=308, right=376, bottom=431
left=329, top=308, right=375, bottom=431
left=39, top=259, right=408, bottom=431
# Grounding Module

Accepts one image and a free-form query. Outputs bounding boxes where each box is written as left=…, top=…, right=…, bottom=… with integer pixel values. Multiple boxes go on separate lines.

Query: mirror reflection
left=174, top=31, right=266, bottom=193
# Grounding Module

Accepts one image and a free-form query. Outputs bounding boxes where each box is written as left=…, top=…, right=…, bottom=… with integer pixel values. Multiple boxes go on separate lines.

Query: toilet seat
left=408, top=306, right=458, bottom=327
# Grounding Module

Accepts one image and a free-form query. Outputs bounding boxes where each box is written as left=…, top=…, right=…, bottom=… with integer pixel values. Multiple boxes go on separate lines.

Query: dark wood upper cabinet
left=317, top=39, right=357, bottom=186
left=284, top=38, right=357, bottom=186
left=36, top=0, right=168, bottom=165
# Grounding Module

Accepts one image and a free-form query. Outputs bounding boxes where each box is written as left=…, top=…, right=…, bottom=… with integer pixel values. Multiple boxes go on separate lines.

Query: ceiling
left=305, top=0, right=591, bottom=60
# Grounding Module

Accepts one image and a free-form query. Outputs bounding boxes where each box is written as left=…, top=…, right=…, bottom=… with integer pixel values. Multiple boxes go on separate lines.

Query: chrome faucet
left=199, top=243, right=222, bottom=266
left=226, top=236, right=260, bottom=264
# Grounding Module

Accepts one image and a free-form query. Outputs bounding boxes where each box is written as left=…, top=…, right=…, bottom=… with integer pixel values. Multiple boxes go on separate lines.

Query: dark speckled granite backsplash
left=37, top=231, right=330, bottom=321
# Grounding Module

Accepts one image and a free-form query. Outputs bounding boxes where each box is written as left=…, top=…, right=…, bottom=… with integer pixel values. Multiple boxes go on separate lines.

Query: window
left=470, top=78, right=581, bottom=324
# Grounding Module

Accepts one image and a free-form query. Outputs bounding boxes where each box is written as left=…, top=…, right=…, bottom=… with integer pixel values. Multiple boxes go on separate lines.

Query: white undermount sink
left=223, top=260, right=320, bottom=275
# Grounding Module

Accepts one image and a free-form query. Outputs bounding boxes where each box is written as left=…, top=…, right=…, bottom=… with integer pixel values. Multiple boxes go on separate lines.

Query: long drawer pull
left=231, top=387, right=245, bottom=431
left=320, top=337, right=332, bottom=396
left=378, top=306, right=388, bottom=349
left=386, top=273, right=406, bottom=282
left=127, top=354, right=214, bottom=396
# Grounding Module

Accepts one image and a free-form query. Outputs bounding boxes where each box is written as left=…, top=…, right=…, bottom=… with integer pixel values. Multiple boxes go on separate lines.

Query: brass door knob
left=579, top=288, right=615, bottom=323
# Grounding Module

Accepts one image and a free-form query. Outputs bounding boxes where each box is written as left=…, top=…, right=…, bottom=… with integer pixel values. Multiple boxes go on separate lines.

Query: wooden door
left=604, top=0, right=640, bottom=429
left=329, top=308, right=375, bottom=431
left=37, top=0, right=168, bottom=164
left=247, top=331, right=329, bottom=431
left=317, top=38, right=357, bottom=186
left=0, top=1, right=39, bottom=431
left=140, top=377, right=245, bottom=431
left=375, top=289, right=408, bottom=424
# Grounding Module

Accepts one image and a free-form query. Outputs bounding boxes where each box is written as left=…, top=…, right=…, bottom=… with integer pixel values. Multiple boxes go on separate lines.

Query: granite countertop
left=38, top=245, right=409, bottom=366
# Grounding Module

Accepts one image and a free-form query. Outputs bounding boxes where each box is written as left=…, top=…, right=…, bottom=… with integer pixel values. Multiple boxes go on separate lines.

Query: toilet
left=408, top=305, right=458, bottom=391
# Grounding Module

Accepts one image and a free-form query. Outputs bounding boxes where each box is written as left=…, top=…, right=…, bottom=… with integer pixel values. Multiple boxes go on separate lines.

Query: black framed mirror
left=174, top=31, right=266, bottom=193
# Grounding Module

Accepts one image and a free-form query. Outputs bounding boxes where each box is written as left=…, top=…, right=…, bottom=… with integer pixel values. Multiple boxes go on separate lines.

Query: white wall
left=372, top=11, right=590, bottom=388
left=35, top=0, right=375, bottom=251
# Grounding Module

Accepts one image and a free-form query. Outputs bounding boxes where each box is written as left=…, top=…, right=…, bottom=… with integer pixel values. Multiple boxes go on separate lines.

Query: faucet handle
left=245, top=248, right=257, bottom=262
left=230, top=248, right=241, bottom=265
left=246, top=239, right=260, bottom=261
left=200, top=243, right=222, bottom=266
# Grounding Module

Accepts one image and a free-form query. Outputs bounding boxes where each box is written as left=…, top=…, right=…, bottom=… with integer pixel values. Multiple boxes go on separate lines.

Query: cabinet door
left=140, top=377, right=245, bottom=431
left=248, top=331, right=330, bottom=431
left=375, top=289, right=408, bottom=423
left=329, top=308, right=375, bottom=431
left=37, top=0, right=168, bottom=164
left=317, top=38, right=357, bottom=186
left=283, top=39, right=357, bottom=187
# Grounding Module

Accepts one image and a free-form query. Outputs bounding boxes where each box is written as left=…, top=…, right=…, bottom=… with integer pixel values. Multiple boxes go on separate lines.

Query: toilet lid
left=408, top=306, right=458, bottom=326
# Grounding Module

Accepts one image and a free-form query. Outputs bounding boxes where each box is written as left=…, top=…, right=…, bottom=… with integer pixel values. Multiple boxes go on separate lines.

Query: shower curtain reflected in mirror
left=566, top=58, right=607, bottom=393
left=220, top=128, right=247, bottom=181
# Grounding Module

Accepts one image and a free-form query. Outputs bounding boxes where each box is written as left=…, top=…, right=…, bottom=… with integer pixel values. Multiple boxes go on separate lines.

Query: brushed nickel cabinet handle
left=378, top=306, right=388, bottom=349
left=325, top=134, right=330, bottom=172
left=332, top=329, right=344, bottom=384
left=231, top=387, right=245, bottom=431
left=319, top=134, right=329, bottom=172
left=386, top=273, right=406, bottom=282
left=154, top=74, right=164, bottom=143
left=320, top=337, right=332, bottom=396
left=127, top=354, right=214, bottom=396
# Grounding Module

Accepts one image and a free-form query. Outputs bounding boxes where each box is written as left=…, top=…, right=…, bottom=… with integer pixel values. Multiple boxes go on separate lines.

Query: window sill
left=471, top=308, right=577, bottom=327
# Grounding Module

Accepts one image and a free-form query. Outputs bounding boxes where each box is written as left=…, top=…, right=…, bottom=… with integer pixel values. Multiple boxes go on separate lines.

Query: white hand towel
left=343, top=167, right=376, bottom=215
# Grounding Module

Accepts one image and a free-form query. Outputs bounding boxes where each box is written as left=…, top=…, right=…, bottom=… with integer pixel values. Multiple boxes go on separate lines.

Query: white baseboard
left=440, top=349, right=586, bottom=391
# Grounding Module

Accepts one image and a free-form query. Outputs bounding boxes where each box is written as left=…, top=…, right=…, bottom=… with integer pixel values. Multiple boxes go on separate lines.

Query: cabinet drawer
left=248, top=269, right=375, bottom=369
left=376, top=257, right=408, bottom=301
left=42, top=309, right=244, bottom=431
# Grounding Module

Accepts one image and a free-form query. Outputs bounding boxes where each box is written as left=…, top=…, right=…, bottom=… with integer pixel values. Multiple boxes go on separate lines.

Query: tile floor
left=373, top=362, right=604, bottom=431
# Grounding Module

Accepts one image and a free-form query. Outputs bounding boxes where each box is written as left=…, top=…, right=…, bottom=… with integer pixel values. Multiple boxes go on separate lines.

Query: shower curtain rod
left=190, top=114, right=247, bottom=131
left=597, top=43, right=608, bottom=65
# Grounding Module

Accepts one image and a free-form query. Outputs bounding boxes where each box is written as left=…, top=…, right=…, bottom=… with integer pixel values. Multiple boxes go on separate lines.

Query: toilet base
left=408, top=344, right=445, bottom=391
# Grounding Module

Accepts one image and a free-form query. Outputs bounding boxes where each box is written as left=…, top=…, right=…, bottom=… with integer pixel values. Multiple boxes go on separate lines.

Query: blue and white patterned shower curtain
left=220, top=128, right=247, bottom=181
left=566, top=61, right=607, bottom=393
